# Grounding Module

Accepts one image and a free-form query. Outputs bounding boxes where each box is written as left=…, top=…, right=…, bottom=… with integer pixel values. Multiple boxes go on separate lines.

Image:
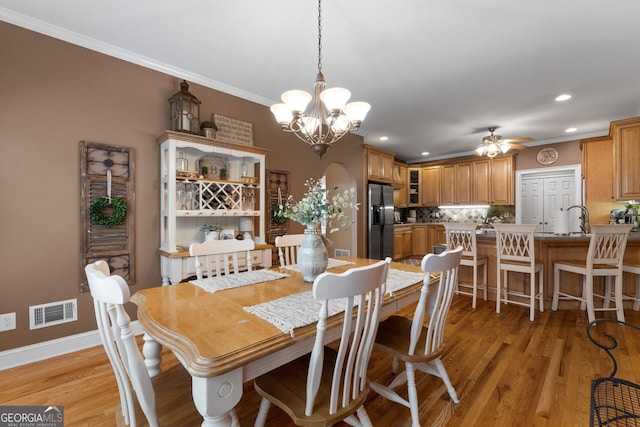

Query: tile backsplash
left=395, top=206, right=515, bottom=224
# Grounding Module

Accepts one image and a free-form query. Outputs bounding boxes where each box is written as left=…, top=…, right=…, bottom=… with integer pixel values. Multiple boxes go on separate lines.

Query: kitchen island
left=474, top=229, right=640, bottom=309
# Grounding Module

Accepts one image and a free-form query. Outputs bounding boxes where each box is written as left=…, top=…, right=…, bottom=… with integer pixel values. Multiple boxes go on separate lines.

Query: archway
left=324, top=163, right=358, bottom=257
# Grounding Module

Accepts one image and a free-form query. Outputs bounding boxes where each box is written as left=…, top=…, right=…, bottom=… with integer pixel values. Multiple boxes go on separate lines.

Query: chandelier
left=474, top=129, right=510, bottom=158
left=270, top=0, right=371, bottom=158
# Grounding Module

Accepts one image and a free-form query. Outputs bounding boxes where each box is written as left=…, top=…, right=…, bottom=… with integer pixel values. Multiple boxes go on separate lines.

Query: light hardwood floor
left=2, top=296, right=639, bottom=426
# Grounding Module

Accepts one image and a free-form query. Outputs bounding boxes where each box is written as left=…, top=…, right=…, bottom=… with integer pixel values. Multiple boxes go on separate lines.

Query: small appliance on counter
left=407, top=209, right=417, bottom=223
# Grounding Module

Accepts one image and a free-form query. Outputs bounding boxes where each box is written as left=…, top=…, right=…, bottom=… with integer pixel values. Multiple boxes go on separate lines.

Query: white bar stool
left=444, top=223, right=488, bottom=308
left=552, top=224, right=633, bottom=322
left=493, top=224, right=544, bottom=322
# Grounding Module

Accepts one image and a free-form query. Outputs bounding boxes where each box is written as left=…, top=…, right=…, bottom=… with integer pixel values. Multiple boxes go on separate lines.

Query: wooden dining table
left=132, top=257, right=425, bottom=427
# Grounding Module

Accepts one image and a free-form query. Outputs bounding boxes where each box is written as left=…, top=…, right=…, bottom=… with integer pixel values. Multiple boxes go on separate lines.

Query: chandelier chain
left=317, top=0, right=323, bottom=73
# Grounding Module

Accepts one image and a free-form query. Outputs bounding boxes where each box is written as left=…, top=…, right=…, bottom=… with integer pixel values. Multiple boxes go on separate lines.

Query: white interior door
left=516, top=165, right=582, bottom=233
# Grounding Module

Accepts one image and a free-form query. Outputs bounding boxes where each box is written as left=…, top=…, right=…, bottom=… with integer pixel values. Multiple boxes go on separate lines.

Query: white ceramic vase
left=298, top=225, right=328, bottom=283
left=205, top=231, right=220, bottom=241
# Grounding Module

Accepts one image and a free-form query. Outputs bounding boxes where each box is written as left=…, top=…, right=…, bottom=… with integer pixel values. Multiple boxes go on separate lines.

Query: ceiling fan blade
left=502, top=137, right=533, bottom=143
left=505, top=142, right=527, bottom=150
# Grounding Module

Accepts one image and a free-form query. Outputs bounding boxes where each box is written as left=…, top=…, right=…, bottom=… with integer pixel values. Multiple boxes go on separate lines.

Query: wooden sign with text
left=213, top=114, right=254, bottom=146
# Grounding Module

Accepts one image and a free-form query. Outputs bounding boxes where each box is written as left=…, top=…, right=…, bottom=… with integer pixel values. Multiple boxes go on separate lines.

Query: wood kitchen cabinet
left=422, top=165, right=441, bottom=207
left=441, top=162, right=472, bottom=205
left=365, top=145, right=394, bottom=184
left=393, top=226, right=413, bottom=260
left=407, top=168, right=422, bottom=206
left=412, top=225, right=427, bottom=255
left=393, top=162, right=408, bottom=207
left=472, top=155, right=514, bottom=205
left=612, top=117, right=640, bottom=200
left=582, top=135, right=615, bottom=224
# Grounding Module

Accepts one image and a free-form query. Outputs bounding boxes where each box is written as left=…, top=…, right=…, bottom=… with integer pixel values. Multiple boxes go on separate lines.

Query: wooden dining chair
left=552, top=224, right=633, bottom=322
left=493, top=223, right=544, bottom=322
left=189, top=238, right=255, bottom=279
left=253, top=257, right=392, bottom=427
left=444, top=223, right=488, bottom=308
left=84, top=260, right=202, bottom=427
left=370, top=247, right=463, bottom=427
left=275, top=233, right=305, bottom=267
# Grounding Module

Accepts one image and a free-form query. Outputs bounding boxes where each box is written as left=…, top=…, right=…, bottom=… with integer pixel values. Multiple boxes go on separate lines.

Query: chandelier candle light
left=270, top=0, right=371, bottom=158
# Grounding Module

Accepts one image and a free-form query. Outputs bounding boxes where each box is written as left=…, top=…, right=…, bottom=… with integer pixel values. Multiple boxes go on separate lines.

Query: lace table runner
left=190, top=270, right=291, bottom=294
left=244, top=268, right=425, bottom=335
left=281, top=258, right=355, bottom=272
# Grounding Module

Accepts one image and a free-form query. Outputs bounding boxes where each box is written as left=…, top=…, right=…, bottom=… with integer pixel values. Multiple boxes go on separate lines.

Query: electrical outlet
left=0, top=313, right=16, bottom=331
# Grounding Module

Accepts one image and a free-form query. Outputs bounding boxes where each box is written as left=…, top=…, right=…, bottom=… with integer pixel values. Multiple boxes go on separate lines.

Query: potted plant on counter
left=199, top=223, right=222, bottom=241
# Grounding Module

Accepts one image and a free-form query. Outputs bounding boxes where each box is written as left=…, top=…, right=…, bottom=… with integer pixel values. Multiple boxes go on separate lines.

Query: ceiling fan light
left=475, top=145, right=486, bottom=156
left=320, top=87, right=351, bottom=112
left=281, top=90, right=312, bottom=113
left=499, top=143, right=510, bottom=154
left=270, top=103, right=293, bottom=125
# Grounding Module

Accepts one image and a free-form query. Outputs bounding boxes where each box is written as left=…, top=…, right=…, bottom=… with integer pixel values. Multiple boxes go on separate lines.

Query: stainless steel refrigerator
left=368, top=183, right=394, bottom=259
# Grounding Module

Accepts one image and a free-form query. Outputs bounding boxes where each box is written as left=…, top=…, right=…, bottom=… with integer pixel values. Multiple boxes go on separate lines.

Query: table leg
left=192, top=368, right=243, bottom=427
left=141, top=333, right=162, bottom=377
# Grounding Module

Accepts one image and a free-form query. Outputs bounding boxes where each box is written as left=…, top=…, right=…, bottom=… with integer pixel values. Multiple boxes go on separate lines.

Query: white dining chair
left=493, top=223, right=544, bottom=322
left=552, top=224, right=633, bottom=322
left=370, top=247, right=463, bottom=427
left=84, top=260, right=202, bottom=427
left=275, top=233, right=305, bottom=267
left=444, top=223, right=488, bottom=308
left=189, top=238, right=255, bottom=279
left=253, top=258, right=391, bottom=427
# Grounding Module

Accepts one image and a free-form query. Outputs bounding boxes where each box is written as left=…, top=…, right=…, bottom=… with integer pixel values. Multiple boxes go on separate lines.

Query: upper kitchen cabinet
left=393, top=162, right=408, bottom=206
left=422, top=165, right=441, bottom=207
left=490, top=155, right=515, bottom=205
left=612, top=117, right=640, bottom=200
left=473, top=155, right=515, bottom=205
left=407, top=168, right=422, bottom=206
left=441, top=162, right=472, bottom=205
left=365, top=144, right=394, bottom=184
left=582, top=135, right=615, bottom=224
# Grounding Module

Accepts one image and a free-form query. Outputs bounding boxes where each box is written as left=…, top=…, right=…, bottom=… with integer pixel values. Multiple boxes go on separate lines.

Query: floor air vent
left=29, top=299, right=77, bottom=330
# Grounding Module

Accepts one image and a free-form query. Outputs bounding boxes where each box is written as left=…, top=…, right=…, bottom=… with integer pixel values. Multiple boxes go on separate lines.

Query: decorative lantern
left=168, top=80, right=201, bottom=134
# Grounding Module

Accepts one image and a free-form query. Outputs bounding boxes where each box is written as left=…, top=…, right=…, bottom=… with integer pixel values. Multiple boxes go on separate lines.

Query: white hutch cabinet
left=158, top=131, right=272, bottom=285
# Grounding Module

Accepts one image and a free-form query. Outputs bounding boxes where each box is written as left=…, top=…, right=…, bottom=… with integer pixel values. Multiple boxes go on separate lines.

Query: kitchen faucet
left=567, top=205, right=591, bottom=235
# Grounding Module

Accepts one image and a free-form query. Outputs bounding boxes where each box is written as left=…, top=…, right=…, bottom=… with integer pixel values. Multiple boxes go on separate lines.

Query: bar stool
left=622, top=262, right=640, bottom=311
left=552, top=224, right=633, bottom=322
left=444, top=223, right=488, bottom=308
left=493, top=224, right=544, bottom=321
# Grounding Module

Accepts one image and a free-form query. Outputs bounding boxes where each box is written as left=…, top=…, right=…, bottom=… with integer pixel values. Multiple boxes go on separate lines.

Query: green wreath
left=272, top=204, right=288, bottom=225
left=90, top=197, right=128, bottom=226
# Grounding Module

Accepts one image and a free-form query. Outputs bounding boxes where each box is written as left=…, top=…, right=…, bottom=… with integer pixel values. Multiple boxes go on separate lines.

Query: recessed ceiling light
left=421, top=151, right=429, bottom=156
left=379, top=136, right=388, bottom=141
left=565, top=127, right=578, bottom=133
left=555, top=94, right=572, bottom=102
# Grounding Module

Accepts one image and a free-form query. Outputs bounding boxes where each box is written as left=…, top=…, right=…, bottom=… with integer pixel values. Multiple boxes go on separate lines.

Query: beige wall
left=0, top=22, right=365, bottom=351
left=514, top=140, right=582, bottom=170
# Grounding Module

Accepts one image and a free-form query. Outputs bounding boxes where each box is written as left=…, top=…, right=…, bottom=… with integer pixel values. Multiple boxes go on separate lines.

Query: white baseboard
left=0, top=321, right=144, bottom=371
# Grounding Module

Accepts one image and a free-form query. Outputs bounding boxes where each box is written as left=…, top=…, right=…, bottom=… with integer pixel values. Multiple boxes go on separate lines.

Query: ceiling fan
left=475, top=127, right=533, bottom=157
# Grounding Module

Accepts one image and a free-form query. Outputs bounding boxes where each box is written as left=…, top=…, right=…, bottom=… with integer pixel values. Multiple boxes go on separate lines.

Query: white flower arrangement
left=284, top=178, right=359, bottom=233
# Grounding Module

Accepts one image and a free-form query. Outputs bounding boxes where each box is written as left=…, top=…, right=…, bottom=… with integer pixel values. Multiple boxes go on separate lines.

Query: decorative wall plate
left=536, top=147, right=559, bottom=165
